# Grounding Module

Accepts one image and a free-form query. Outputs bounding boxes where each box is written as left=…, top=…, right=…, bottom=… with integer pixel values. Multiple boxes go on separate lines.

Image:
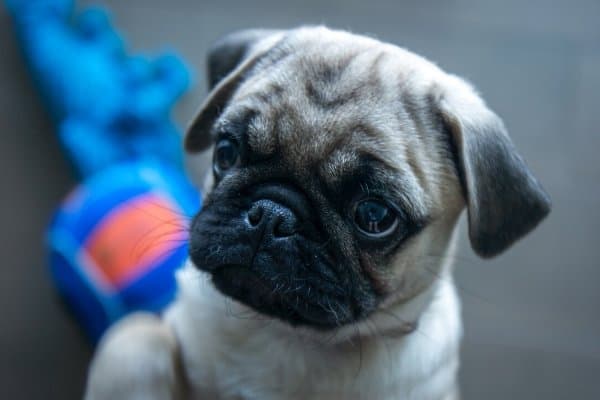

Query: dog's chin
left=208, top=264, right=355, bottom=330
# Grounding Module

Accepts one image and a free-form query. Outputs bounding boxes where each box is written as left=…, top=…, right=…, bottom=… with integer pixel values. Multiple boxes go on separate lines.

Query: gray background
left=1, top=0, right=599, bottom=398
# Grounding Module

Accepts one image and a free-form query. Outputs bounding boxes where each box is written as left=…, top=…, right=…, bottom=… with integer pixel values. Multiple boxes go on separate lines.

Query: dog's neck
left=166, top=262, right=462, bottom=399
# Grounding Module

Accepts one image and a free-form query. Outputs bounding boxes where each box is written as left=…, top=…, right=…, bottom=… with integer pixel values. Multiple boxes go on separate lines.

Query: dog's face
left=185, top=27, right=550, bottom=330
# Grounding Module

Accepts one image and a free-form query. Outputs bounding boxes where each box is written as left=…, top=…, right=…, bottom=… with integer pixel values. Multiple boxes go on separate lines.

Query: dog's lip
left=212, top=264, right=273, bottom=298
left=210, top=264, right=352, bottom=328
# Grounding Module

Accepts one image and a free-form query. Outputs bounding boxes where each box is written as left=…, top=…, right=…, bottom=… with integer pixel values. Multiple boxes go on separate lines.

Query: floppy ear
left=185, top=29, right=284, bottom=152
left=434, top=75, right=551, bottom=258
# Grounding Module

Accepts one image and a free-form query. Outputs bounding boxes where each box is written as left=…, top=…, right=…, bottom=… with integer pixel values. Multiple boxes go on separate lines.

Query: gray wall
left=1, top=0, right=599, bottom=398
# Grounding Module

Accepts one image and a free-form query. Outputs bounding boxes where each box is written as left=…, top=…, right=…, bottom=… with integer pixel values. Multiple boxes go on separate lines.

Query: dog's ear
left=207, top=29, right=284, bottom=89
left=185, top=29, right=284, bottom=152
left=433, top=75, right=551, bottom=258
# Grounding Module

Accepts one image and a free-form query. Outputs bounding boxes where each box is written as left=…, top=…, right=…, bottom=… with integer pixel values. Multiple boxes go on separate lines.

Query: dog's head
left=185, top=27, right=550, bottom=331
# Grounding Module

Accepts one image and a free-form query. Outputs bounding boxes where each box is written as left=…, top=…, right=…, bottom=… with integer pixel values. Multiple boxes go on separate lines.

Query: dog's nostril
left=247, top=199, right=298, bottom=238
left=273, top=214, right=297, bottom=238
left=247, top=204, right=263, bottom=226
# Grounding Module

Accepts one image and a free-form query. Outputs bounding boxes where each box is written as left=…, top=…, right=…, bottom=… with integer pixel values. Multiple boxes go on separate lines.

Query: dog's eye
left=353, top=198, right=398, bottom=238
left=213, top=138, right=240, bottom=176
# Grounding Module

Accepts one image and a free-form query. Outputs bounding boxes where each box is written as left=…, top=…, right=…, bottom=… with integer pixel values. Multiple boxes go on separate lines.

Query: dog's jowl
left=85, top=27, right=551, bottom=400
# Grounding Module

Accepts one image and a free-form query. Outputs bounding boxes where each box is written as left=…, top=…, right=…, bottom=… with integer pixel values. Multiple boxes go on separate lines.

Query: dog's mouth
left=210, top=264, right=353, bottom=329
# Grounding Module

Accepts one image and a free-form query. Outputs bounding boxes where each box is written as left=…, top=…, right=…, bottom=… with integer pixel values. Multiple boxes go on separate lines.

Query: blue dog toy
left=49, top=162, right=200, bottom=341
left=6, top=0, right=190, bottom=177
left=6, top=0, right=202, bottom=342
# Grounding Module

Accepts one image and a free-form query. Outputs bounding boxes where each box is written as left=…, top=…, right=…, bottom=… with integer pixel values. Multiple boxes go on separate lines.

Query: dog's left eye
left=353, top=198, right=399, bottom=238
left=213, top=138, right=240, bottom=176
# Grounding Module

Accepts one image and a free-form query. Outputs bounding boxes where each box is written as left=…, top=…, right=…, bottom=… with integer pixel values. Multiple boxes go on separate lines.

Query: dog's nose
left=247, top=199, right=298, bottom=238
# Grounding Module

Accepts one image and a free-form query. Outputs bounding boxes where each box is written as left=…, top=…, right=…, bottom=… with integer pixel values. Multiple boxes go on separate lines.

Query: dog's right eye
left=352, top=198, right=399, bottom=239
left=213, top=138, right=240, bottom=177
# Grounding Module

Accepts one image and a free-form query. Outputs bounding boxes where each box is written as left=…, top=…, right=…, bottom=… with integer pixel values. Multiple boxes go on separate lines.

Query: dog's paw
left=84, top=313, right=185, bottom=400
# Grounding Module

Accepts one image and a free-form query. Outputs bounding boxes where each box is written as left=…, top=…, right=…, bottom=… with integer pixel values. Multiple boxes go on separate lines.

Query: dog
left=85, top=26, right=551, bottom=400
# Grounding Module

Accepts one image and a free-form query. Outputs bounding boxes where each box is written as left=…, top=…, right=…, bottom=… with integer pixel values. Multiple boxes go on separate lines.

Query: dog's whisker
left=129, top=202, right=192, bottom=226
left=131, top=229, right=189, bottom=263
left=352, top=323, right=364, bottom=380
left=129, top=221, right=188, bottom=260
left=135, top=198, right=195, bottom=219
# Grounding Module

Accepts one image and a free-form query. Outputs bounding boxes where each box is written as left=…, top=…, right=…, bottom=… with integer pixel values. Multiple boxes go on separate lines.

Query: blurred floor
left=1, top=0, right=599, bottom=399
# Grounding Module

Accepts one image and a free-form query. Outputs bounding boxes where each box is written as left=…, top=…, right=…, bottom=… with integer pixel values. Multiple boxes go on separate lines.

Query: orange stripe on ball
left=85, top=193, right=188, bottom=289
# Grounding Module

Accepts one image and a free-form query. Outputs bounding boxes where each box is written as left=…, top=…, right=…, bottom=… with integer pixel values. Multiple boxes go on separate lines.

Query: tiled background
left=1, top=0, right=599, bottom=398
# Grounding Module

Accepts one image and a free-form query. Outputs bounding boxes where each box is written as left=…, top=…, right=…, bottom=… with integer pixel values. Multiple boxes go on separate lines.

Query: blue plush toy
left=6, top=0, right=201, bottom=342
left=6, top=0, right=190, bottom=177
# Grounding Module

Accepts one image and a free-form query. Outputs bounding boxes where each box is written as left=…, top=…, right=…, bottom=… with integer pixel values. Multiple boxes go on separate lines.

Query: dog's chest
left=202, top=339, right=457, bottom=400
left=165, top=267, right=461, bottom=400
left=180, top=335, right=458, bottom=400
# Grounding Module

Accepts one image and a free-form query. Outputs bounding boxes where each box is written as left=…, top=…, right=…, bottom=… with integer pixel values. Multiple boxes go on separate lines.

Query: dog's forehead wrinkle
left=216, top=30, right=445, bottom=217
left=246, top=105, right=408, bottom=188
left=247, top=113, right=276, bottom=155
left=303, top=47, right=357, bottom=83
left=301, top=53, right=387, bottom=110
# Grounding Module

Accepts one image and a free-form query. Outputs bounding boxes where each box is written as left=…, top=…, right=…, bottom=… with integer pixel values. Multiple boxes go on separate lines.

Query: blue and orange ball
left=47, top=162, right=201, bottom=342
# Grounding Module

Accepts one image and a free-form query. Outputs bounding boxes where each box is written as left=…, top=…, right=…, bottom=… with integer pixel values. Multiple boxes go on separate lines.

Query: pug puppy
left=85, top=27, right=551, bottom=400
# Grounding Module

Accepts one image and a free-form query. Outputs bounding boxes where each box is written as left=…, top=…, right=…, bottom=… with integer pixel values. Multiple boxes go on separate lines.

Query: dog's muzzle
left=188, top=183, right=361, bottom=328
